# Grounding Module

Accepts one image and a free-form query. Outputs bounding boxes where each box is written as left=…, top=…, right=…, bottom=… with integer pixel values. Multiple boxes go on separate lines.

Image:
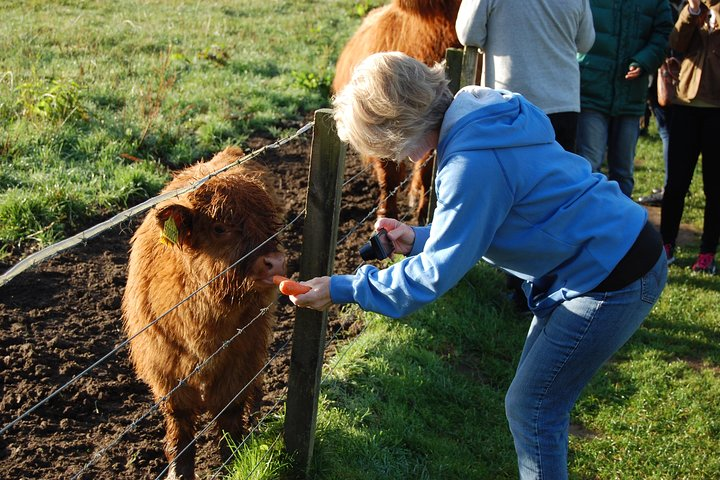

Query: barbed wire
left=342, top=161, right=374, bottom=187
left=0, top=209, right=304, bottom=438
left=209, top=391, right=288, bottom=479
left=336, top=152, right=434, bottom=247
left=0, top=121, right=314, bottom=288
left=70, top=300, right=280, bottom=479
left=153, top=335, right=292, bottom=480
left=323, top=154, right=434, bottom=379
left=2, top=118, right=437, bottom=478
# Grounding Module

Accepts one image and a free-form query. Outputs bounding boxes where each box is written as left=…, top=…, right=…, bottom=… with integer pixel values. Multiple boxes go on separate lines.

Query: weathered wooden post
left=284, top=108, right=346, bottom=475
left=460, top=45, right=481, bottom=88
left=426, top=47, right=474, bottom=223
left=445, top=47, right=464, bottom=95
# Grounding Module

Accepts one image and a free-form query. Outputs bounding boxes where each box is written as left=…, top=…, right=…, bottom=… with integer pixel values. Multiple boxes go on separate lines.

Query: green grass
left=0, top=0, right=358, bottom=251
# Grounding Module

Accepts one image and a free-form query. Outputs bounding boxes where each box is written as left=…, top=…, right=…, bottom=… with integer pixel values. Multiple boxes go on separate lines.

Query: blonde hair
left=332, top=51, right=453, bottom=161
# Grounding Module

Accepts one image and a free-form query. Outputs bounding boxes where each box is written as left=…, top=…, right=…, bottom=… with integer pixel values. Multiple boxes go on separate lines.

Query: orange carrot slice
left=273, top=275, right=311, bottom=295
left=273, top=275, right=290, bottom=286
left=279, top=280, right=312, bottom=296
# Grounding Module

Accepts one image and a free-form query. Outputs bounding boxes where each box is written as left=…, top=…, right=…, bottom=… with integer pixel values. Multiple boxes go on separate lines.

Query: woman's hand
left=290, top=218, right=416, bottom=311
left=375, top=218, right=415, bottom=255
left=289, top=276, right=333, bottom=311
left=625, top=65, right=643, bottom=80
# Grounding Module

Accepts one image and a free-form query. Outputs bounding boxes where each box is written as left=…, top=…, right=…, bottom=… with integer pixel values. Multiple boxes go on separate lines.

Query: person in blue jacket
left=291, top=52, right=667, bottom=480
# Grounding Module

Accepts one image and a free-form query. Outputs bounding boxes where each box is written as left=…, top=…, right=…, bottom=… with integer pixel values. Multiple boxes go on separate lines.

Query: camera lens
left=359, top=242, right=377, bottom=261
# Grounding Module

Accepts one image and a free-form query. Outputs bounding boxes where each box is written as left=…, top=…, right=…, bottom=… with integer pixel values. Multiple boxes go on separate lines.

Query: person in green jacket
left=576, top=0, right=673, bottom=197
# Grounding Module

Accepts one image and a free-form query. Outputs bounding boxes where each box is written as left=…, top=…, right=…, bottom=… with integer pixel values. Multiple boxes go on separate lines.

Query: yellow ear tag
left=160, top=216, right=179, bottom=247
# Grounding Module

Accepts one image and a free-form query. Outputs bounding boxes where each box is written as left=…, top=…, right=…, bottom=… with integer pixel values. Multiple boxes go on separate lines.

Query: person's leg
left=547, top=112, right=579, bottom=153
left=606, top=115, right=641, bottom=196
left=505, top=272, right=530, bottom=312
left=638, top=103, right=673, bottom=205
left=575, top=110, right=609, bottom=173
left=506, top=255, right=667, bottom=480
left=661, top=105, right=702, bottom=247
left=698, top=107, right=720, bottom=254
left=651, top=102, right=672, bottom=187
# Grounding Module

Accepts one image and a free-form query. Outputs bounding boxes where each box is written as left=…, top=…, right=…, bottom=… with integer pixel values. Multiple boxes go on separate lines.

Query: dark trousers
left=661, top=105, right=720, bottom=254
left=548, top=111, right=579, bottom=153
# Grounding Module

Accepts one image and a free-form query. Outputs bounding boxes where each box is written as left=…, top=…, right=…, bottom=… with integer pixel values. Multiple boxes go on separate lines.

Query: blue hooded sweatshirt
left=330, top=86, right=648, bottom=318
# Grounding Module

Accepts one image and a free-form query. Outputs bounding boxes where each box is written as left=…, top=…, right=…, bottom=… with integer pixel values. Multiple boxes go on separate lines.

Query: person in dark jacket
left=637, top=0, right=686, bottom=207
left=576, top=0, right=673, bottom=197
left=661, top=0, right=720, bottom=274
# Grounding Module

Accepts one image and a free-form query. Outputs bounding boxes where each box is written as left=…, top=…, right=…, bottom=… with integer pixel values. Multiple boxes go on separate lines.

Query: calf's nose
left=263, top=251, right=286, bottom=276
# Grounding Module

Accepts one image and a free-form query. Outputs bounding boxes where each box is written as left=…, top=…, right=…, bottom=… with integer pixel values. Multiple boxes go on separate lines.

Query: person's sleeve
left=409, top=226, right=431, bottom=256
left=576, top=0, right=596, bottom=53
left=630, top=0, right=674, bottom=72
left=669, top=3, right=707, bottom=52
left=456, top=0, right=490, bottom=48
left=330, top=152, right=514, bottom=318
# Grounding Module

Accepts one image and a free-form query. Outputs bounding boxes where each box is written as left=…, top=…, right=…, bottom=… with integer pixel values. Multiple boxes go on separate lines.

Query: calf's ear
left=156, top=204, right=193, bottom=248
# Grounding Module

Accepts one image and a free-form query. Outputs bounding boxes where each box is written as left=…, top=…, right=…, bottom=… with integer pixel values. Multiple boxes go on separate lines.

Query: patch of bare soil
left=0, top=129, right=416, bottom=479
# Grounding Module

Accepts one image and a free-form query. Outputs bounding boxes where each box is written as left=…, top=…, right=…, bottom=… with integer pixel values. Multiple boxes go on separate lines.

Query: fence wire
left=337, top=152, right=434, bottom=248
left=2, top=117, right=438, bottom=478
left=153, top=335, right=291, bottom=480
left=0, top=121, right=314, bottom=289
left=0, top=210, right=303, bottom=439
left=71, top=300, right=282, bottom=479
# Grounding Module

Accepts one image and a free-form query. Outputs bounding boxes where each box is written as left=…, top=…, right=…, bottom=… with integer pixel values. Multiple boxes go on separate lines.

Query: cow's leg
left=214, top=397, right=250, bottom=465
left=371, top=157, right=405, bottom=219
left=244, top=376, right=264, bottom=429
left=411, top=153, right=435, bottom=225
left=161, top=391, right=198, bottom=480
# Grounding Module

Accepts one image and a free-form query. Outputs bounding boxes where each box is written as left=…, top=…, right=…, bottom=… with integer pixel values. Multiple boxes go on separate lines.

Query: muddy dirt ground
left=0, top=126, right=419, bottom=479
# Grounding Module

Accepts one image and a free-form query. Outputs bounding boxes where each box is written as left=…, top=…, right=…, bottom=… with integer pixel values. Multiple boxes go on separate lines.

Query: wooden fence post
left=461, top=45, right=481, bottom=88
left=284, top=108, right=346, bottom=475
left=445, top=47, right=464, bottom=95
left=425, top=47, right=467, bottom=224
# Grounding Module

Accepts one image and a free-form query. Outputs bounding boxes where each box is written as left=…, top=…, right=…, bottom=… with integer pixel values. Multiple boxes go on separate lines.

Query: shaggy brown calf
left=122, top=147, right=286, bottom=479
left=333, top=0, right=462, bottom=223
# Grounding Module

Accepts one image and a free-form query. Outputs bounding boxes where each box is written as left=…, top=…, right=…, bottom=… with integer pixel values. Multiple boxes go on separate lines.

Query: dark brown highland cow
left=332, top=0, right=463, bottom=223
left=122, top=147, right=286, bottom=479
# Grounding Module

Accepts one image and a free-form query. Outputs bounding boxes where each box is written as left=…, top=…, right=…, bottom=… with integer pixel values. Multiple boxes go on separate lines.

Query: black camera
left=359, top=228, right=392, bottom=261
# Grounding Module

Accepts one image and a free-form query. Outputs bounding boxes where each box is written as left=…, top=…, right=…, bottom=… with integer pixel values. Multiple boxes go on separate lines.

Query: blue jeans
left=505, top=253, right=667, bottom=480
left=650, top=103, right=672, bottom=187
left=576, top=110, right=641, bottom=196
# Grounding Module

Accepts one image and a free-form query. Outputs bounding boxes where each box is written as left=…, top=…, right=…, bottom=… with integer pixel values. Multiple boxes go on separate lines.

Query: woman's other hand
left=375, top=218, right=416, bottom=255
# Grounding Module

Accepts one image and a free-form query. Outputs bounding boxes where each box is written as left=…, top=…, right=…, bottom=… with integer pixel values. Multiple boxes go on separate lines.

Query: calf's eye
left=213, top=224, right=227, bottom=235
